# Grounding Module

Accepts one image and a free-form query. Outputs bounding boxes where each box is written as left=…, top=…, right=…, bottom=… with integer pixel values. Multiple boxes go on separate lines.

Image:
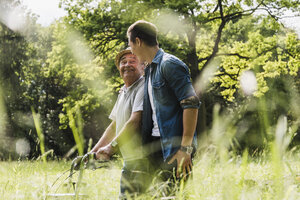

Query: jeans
left=119, top=158, right=151, bottom=199
left=147, top=136, right=193, bottom=197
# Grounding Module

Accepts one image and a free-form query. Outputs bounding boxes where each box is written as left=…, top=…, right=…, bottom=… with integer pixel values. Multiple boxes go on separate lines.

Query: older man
left=90, top=48, right=148, bottom=199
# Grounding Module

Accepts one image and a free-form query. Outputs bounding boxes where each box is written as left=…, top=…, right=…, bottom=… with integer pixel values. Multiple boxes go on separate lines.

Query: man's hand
left=95, top=144, right=113, bottom=161
left=168, top=150, right=192, bottom=179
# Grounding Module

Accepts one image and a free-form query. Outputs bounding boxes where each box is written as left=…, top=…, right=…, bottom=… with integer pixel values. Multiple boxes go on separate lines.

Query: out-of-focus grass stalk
left=66, top=107, right=85, bottom=199
left=0, top=86, right=6, bottom=137
left=178, top=179, right=184, bottom=200
left=271, top=115, right=288, bottom=199
left=210, top=103, right=246, bottom=199
left=67, top=106, right=84, bottom=156
left=258, top=96, right=271, bottom=143
left=31, top=106, right=46, bottom=163
left=87, top=138, right=93, bottom=153
left=87, top=138, right=93, bottom=160
left=271, top=141, right=284, bottom=199
left=211, top=104, right=229, bottom=163
left=239, top=149, right=248, bottom=188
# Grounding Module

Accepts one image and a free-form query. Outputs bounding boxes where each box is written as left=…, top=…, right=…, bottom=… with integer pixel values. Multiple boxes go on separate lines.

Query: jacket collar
left=151, top=48, right=164, bottom=65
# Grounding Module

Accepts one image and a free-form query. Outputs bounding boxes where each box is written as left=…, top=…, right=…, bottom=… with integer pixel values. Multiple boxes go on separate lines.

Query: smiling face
left=119, top=53, right=143, bottom=87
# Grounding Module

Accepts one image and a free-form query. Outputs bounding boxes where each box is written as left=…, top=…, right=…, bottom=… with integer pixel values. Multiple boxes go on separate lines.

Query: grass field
left=1, top=149, right=300, bottom=200
left=0, top=160, right=121, bottom=200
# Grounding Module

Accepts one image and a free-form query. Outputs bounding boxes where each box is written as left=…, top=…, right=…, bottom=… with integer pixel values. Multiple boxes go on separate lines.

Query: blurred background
left=0, top=0, right=299, bottom=160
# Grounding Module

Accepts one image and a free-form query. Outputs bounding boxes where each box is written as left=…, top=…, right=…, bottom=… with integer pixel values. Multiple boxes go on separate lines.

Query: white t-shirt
left=148, top=69, right=161, bottom=137
left=109, top=76, right=144, bottom=160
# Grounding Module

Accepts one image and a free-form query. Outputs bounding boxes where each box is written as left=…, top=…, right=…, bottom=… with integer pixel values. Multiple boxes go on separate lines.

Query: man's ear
left=136, top=37, right=142, bottom=46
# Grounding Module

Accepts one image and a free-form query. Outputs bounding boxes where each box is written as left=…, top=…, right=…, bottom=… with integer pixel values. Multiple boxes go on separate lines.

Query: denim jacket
left=142, top=49, right=200, bottom=161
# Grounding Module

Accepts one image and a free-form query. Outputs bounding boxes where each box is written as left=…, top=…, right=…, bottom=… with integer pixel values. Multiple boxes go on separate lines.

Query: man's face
left=119, top=53, right=143, bottom=84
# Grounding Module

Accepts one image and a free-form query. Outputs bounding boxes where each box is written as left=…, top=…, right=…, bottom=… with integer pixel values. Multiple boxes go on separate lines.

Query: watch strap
left=110, top=140, right=118, bottom=152
left=180, top=145, right=193, bottom=155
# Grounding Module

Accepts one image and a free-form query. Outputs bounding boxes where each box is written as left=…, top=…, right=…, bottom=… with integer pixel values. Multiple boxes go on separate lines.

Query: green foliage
left=43, top=22, right=114, bottom=155
left=61, top=0, right=299, bottom=101
left=0, top=0, right=299, bottom=159
left=0, top=0, right=36, bottom=158
left=213, top=26, right=299, bottom=101
left=0, top=0, right=114, bottom=158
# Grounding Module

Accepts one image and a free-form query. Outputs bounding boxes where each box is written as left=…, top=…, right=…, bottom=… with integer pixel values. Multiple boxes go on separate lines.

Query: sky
left=22, top=0, right=67, bottom=26
left=22, top=0, right=300, bottom=36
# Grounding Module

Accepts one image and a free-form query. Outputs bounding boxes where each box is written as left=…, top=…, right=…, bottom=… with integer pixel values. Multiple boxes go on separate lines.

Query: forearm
left=93, top=113, right=141, bottom=159
left=181, top=108, right=198, bottom=146
left=91, top=121, right=116, bottom=153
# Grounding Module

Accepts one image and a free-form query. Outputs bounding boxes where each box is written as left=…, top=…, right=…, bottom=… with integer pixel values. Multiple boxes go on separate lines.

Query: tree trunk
left=185, top=22, right=208, bottom=137
left=186, top=23, right=200, bottom=81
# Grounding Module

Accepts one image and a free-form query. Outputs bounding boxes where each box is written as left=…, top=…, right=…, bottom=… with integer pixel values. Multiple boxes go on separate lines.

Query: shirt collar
left=151, top=48, right=164, bottom=65
left=120, top=76, right=143, bottom=93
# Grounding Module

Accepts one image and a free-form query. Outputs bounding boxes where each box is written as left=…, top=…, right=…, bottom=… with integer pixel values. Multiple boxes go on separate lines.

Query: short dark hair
left=127, top=20, right=158, bottom=47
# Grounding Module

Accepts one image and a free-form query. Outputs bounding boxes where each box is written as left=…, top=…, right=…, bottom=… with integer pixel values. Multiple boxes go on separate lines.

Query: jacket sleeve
left=161, top=58, right=200, bottom=109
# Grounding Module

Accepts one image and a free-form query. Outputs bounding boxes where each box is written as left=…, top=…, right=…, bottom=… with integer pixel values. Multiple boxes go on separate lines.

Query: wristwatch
left=180, top=145, right=193, bottom=155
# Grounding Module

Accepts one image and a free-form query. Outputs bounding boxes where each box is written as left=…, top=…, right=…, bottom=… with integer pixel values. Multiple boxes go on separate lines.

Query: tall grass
left=0, top=160, right=121, bottom=200
left=67, top=107, right=84, bottom=156
left=0, top=149, right=299, bottom=199
left=31, top=106, right=46, bottom=163
left=66, top=106, right=86, bottom=199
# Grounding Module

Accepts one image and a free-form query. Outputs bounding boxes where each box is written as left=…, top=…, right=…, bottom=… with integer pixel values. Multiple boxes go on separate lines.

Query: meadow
left=1, top=149, right=300, bottom=200
left=1, top=1, right=299, bottom=200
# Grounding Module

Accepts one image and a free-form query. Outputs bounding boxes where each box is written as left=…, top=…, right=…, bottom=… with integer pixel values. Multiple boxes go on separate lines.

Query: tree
left=0, top=0, right=36, bottom=158
left=61, top=0, right=300, bottom=149
left=1, top=0, right=298, bottom=159
left=44, top=22, right=114, bottom=155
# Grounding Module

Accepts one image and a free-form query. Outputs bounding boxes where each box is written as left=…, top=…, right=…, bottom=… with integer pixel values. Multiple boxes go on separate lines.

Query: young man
left=90, top=48, right=148, bottom=199
left=127, top=20, right=200, bottom=185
